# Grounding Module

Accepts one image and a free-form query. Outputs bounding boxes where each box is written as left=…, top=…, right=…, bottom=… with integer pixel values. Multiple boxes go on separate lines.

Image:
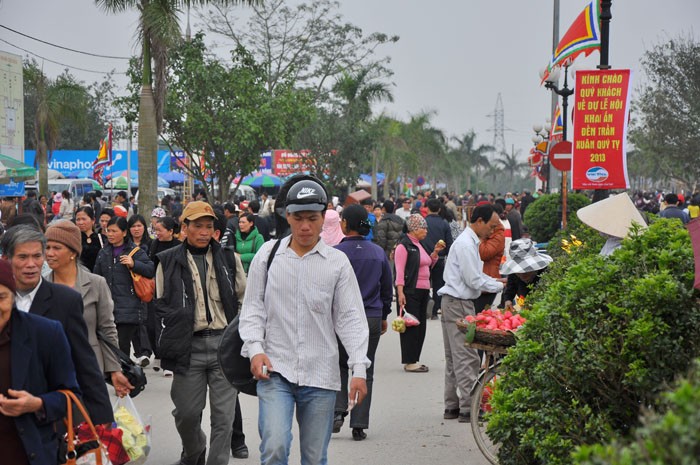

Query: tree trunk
left=37, top=141, right=49, bottom=197
left=138, top=84, right=158, bottom=213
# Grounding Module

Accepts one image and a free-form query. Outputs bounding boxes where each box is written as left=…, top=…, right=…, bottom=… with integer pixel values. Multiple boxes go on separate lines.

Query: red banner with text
left=572, top=69, right=632, bottom=190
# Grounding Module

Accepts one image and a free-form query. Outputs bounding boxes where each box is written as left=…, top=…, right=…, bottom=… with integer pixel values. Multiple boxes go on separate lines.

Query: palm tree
left=24, top=65, right=87, bottom=195
left=452, top=131, right=493, bottom=191
left=333, top=67, right=393, bottom=195
left=496, top=147, right=528, bottom=185
left=95, top=0, right=258, bottom=211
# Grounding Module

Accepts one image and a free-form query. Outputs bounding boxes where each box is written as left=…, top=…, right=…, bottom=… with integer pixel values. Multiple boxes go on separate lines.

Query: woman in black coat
left=93, top=216, right=155, bottom=364
left=75, top=206, right=106, bottom=271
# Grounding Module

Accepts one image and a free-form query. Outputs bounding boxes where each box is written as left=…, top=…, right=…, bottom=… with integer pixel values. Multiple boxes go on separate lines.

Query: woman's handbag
left=127, top=248, right=155, bottom=302
left=60, top=389, right=112, bottom=465
left=97, top=331, right=147, bottom=397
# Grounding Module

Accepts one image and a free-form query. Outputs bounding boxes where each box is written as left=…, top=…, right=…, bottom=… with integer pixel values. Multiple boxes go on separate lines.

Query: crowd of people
left=1, top=177, right=696, bottom=465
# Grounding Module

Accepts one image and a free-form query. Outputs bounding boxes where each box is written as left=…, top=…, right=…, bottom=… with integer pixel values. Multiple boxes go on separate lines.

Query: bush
left=523, top=193, right=591, bottom=243
left=574, top=360, right=700, bottom=464
left=487, top=219, right=700, bottom=465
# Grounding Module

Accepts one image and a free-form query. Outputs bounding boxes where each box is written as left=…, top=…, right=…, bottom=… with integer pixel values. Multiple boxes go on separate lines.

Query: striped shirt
left=239, top=235, right=370, bottom=391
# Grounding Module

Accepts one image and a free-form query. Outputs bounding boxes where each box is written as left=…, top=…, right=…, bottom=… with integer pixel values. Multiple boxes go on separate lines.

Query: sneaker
left=458, top=413, right=471, bottom=423
left=332, top=413, right=344, bottom=433
left=443, top=408, right=460, bottom=420
left=135, top=355, right=150, bottom=367
left=163, top=369, right=174, bottom=378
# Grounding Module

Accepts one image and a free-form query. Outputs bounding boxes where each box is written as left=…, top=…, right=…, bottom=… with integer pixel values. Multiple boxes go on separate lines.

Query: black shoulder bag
left=97, top=331, right=147, bottom=397
left=218, top=239, right=282, bottom=396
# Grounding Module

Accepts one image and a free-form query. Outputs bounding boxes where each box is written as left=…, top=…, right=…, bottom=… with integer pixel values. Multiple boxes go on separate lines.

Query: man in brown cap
left=155, top=201, right=244, bottom=465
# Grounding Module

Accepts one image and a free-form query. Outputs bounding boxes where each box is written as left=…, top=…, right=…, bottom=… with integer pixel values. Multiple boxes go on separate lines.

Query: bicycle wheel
left=471, top=365, right=500, bottom=464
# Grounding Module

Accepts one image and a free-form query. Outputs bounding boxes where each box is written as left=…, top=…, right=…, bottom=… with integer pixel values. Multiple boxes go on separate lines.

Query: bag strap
left=97, top=330, right=136, bottom=367
left=60, top=389, right=100, bottom=458
left=127, top=247, right=139, bottom=259
left=266, top=239, right=281, bottom=272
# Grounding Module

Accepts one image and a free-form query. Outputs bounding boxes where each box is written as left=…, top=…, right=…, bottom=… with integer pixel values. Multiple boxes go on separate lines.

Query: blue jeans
left=257, top=374, right=336, bottom=465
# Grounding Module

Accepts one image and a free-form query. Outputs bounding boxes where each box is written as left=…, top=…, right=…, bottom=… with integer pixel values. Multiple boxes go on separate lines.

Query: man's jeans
left=257, top=373, right=336, bottom=465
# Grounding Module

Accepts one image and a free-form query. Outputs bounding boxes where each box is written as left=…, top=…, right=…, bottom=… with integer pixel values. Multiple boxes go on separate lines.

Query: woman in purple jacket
left=332, top=204, right=394, bottom=441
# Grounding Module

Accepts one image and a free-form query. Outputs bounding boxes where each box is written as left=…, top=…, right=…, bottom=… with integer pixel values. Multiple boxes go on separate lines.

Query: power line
left=0, top=24, right=131, bottom=60
left=0, top=37, right=126, bottom=75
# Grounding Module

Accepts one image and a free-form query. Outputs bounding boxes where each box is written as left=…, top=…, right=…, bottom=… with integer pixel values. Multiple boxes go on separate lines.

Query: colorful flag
left=541, top=1, right=601, bottom=83
left=550, top=104, right=564, bottom=143
left=93, top=124, right=112, bottom=168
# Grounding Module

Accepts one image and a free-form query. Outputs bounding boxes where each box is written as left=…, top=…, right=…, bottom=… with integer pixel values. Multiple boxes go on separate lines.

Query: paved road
left=125, top=316, right=491, bottom=465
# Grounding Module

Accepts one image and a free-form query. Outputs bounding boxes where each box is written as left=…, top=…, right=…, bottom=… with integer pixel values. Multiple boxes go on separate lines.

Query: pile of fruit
left=391, top=317, right=406, bottom=333
left=465, top=308, right=526, bottom=331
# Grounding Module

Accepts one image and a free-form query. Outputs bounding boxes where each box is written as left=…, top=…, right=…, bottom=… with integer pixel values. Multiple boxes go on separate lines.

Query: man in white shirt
left=438, top=204, right=505, bottom=423
left=396, top=197, right=413, bottom=221
left=240, top=177, right=370, bottom=465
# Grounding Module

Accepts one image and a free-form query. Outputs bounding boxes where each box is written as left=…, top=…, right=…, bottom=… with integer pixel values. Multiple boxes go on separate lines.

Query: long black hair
left=341, top=204, right=371, bottom=236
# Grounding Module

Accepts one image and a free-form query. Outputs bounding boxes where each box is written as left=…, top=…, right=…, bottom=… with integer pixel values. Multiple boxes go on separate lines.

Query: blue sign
left=24, top=150, right=172, bottom=177
left=0, top=180, right=25, bottom=196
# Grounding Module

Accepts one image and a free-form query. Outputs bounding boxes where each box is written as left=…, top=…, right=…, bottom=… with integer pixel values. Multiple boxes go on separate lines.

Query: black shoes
left=458, top=413, right=471, bottom=423
left=232, top=444, right=249, bottom=459
left=443, top=408, right=460, bottom=420
left=173, top=448, right=205, bottom=465
left=352, top=428, right=367, bottom=441
left=332, top=413, right=345, bottom=433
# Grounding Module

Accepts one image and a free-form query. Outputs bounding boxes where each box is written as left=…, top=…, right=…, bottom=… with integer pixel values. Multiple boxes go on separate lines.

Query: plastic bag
left=401, top=307, right=420, bottom=327
left=113, top=396, right=151, bottom=465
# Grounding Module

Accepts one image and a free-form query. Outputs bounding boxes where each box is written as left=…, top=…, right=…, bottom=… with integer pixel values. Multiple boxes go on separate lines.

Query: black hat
left=286, top=179, right=328, bottom=213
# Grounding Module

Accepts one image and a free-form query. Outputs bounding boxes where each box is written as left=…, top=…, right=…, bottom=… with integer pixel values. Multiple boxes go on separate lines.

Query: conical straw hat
left=576, top=193, right=647, bottom=238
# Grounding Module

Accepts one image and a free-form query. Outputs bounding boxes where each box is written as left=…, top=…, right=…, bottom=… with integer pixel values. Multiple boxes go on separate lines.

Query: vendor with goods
left=576, top=193, right=648, bottom=256
left=500, top=238, right=553, bottom=311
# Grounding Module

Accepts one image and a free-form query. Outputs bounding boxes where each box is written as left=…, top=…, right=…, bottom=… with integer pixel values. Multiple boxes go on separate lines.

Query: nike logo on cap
left=297, top=187, right=317, bottom=199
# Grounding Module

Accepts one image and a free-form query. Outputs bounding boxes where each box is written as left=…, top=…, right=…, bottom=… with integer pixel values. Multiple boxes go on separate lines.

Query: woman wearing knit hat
left=394, top=214, right=446, bottom=372
left=45, top=220, right=134, bottom=397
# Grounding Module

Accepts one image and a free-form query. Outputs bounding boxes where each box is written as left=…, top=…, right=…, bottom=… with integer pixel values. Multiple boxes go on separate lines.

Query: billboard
left=0, top=51, right=24, bottom=162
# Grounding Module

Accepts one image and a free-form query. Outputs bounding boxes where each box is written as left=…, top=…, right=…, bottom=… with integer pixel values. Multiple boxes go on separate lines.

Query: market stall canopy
left=345, top=189, right=372, bottom=206
left=0, top=154, right=37, bottom=183
left=242, top=174, right=282, bottom=188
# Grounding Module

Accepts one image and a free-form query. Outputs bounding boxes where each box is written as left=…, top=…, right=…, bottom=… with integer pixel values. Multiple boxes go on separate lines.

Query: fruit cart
left=457, top=318, right=518, bottom=465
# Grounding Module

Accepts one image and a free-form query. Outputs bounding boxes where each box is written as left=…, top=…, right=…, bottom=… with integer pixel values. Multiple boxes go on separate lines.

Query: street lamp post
left=543, top=64, right=574, bottom=228
left=532, top=125, right=550, bottom=193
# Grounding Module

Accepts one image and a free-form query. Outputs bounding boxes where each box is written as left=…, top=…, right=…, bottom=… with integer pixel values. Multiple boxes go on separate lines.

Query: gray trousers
left=171, top=334, right=237, bottom=465
left=440, top=294, right=480, bottom=413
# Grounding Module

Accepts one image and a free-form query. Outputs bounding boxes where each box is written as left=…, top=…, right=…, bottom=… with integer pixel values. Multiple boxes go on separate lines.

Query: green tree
left=23, top=61, right=88, bottom=195
left=163, top=34, right=314, bottom=202
left=452, top=130, right=493, bottom=191
left=629, top=34, right=700, bottom=189
left=203, top=0, right=398, bottom=100
left=495, top=147, right=529, bottom=186
left=95, top=0, right=258, bottom=212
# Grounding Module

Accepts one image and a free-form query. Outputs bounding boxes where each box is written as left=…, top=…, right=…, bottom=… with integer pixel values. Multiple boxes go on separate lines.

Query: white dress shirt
left=239, top=235, right=370, bottom=391
left=15, top=277, right=43, bottom=312
left=438, top=227, right=504, bottom=300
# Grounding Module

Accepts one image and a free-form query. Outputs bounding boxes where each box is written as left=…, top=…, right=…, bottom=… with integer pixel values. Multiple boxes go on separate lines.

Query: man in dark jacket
left=1, top=225, right=113, bottom=425
left=423, top=199, right=453, bottom=319
left=155, top=201, right=241, bottom=465
left=374, top=200, right=405, bottom=263
left=21, top=191, right=44, bottom=225
left=247, top=200, right=271, bottom=242
left=659, top=193, right=690, bottom=224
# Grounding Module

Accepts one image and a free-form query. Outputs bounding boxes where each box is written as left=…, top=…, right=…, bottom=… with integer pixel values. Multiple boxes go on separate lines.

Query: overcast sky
left=2, top=0, right=698, bottom=157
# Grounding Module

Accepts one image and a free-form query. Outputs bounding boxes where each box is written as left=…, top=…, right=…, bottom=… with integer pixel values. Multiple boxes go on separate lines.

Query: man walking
left=437, top=204, right=505, bottom=422
left=240, top=177, right=370, bottom=465
left=424, top=198, right=453, bottom=319
left=155, top=201, right=242, bottom=465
